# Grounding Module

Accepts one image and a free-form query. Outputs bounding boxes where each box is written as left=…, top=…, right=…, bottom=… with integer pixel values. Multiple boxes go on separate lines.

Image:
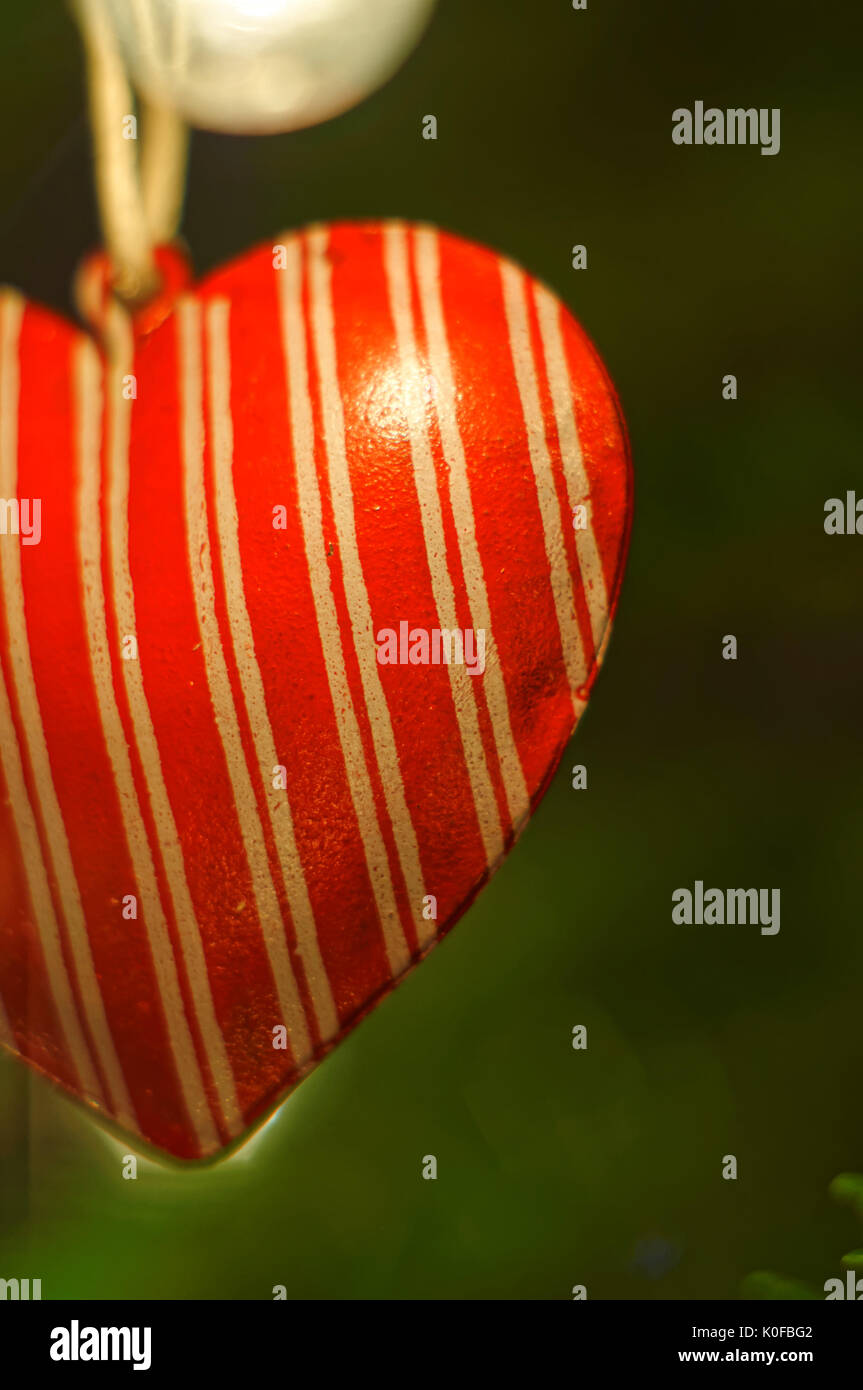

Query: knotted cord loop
left=72, top=0, right=189, bottom=307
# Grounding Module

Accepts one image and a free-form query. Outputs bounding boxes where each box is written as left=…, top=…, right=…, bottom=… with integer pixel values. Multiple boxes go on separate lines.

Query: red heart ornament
left=0, top=221, right=632, bottom=1161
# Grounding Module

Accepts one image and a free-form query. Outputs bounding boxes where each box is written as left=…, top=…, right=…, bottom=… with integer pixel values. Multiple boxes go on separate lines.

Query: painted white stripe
left=102, top=301, right=243, bottom=1137
left=382, top=224, right=506, bottom=872
left=0, top=662, right=94, bottom=1078
left=307, top=227, right=431, bottom=954
left=499, top=262, right=588, bottom=706
left=533, top=284, right=608, bottom=655
left=412, top=225, right=531, bottom=837
left=75, top=336, right=218, bottom=1151
left=205, top=297, right=339, bottom=1044
left=73, top=256, right=104, bottom=335
left=176, top=299, right=313, bottom=1062
left=275, top=235, right=411, bottom=975
left=0, top=291, right=109, bottom=1110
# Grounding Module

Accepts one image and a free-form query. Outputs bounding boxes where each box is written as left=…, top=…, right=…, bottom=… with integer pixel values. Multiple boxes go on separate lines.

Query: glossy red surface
left=0, top=221, right=632, bottom=1159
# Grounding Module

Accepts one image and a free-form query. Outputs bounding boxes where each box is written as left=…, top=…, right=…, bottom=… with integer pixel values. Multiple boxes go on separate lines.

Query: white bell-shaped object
left=101, top=0, right=438, bottom=134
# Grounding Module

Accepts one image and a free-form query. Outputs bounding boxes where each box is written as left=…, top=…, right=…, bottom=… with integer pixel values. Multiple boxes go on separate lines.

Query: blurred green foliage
left=743, top=1174, right=863, bottom=1299
left=0, top=0, right=861, bottom=1299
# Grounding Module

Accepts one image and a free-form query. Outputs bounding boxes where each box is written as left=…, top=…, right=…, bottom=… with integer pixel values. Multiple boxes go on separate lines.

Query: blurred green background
left=1, top=0, right=861, bottom=1300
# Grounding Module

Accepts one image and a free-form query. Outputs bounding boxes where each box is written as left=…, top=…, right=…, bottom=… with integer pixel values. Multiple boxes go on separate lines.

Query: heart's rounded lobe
left=0, top=221, right=632, bottom=1160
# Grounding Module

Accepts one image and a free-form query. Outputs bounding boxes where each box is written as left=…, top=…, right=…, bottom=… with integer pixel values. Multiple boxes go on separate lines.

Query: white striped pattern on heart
left=0, top=221, right=632, bottom=1159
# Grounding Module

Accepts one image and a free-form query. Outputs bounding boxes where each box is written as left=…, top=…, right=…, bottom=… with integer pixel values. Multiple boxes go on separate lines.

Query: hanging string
left=140, top=96, right=189, bottom=247
left=72, top=0, right=189, bottom=306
